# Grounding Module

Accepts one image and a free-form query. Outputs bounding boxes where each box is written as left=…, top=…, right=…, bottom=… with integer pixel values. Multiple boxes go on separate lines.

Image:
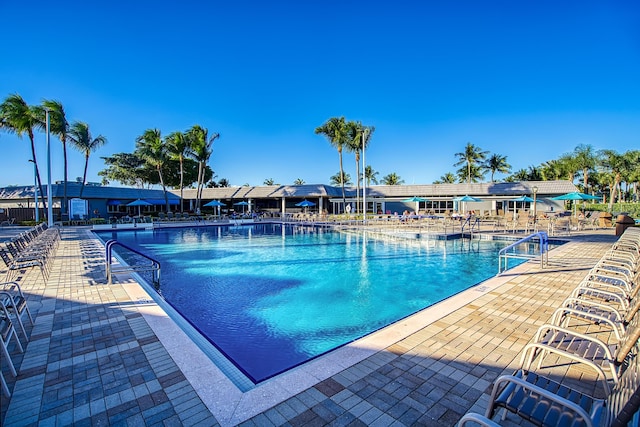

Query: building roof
left=0, top=183, right=180, bottom=201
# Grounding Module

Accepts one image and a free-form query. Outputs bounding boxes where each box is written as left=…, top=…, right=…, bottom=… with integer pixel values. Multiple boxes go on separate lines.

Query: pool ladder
left=105, top=239, right=161, bottom=286
left=498, top=231, right=549, bottom=274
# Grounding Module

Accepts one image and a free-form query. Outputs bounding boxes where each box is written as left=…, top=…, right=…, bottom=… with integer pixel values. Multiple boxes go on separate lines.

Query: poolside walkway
left=0, top=225, right=620, bottom=426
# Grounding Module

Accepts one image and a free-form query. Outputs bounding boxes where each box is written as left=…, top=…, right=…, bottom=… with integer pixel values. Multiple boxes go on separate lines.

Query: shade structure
left=402, top=196, right=428, bottom=213
left=511, top=196, right=535, bottom=202
left=203, top=200, right=226, bottom=207
left=126, top=199, right=152, bottom=216
left=552, top=192, right=601, bottom=216
left=233, top=200, right=249, bottom=213
left=510, top=196, right=535, bottom=219
left=295, top=200, right=316, bottom=207
left=453, top=195, right=481, bottom=215
left=551, top=192, right=600, bottom=201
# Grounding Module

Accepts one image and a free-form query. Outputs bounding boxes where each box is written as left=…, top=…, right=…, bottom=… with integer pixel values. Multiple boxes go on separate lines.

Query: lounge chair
left=519, top=307, right=640, bottom=394
left=0, top=281, right=34, bottom=342
left=0, top=300, right=23, bottom=378
left=477, top=340, right=640, bottom=427
left=0, top=248, right=47, bottom=282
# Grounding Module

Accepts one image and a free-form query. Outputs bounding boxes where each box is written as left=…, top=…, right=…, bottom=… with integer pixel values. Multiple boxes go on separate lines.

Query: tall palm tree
left=346, top=121, right=375, bottom=214
left=363, top=165, right=379, bottom=186
left=433, top=172, right=456, bottom=184
left=187, top=125, right=220, bottom=210
left=68, top=122, right=108, bottom=198
left=484, top=153, right=511, bottom=182
left=136, top=129, right=169, bottom=210
left=165, top=131, right=189, bottom=212
left=598, top=149, right=627, bottom=210
left=40, top=100, right=69, bottom=216
left=264, top=178, right=276, bottom=185
left=330, top=171, right=351, bottom=186
left=381, top=173, right=404, bottom=185
left=0, top=94, right=47, bottom=212
left=454, top=142, right=488, bottom=184
left=574, top=144, right=598, bottom=193
left=315, top=117, right=349, bottom=211
left=557, top=153, right=578, bottom=183
left=540, top=160, right=564, bottom=181
left=294, top=178, right=305, bottom=185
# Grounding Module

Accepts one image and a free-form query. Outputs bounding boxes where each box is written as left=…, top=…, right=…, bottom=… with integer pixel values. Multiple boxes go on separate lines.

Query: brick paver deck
left=0, top=225, right=620, bottom=426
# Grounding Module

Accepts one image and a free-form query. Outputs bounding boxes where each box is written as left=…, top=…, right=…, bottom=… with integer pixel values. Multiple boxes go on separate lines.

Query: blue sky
left=1, top=1, right=639, bottom=188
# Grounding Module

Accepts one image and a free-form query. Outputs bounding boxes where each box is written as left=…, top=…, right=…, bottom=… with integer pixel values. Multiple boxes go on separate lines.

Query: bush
left=588, top=203, right=640, bottom=217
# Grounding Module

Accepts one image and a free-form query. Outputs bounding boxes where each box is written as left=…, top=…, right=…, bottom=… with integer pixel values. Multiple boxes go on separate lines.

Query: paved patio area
left=0, top=225, right=620, bottom=426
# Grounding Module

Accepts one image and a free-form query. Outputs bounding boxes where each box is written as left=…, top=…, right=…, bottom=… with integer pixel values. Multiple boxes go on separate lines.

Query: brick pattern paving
left=1, top=229, right=218, bottom=426
left=0, top=227, right=618, bottom=426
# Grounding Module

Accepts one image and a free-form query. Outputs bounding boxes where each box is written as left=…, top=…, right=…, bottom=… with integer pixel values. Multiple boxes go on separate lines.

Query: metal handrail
left=461, top=216, right=480, bottom=235
left=498, top=231, right=549, bottom=273
left=105, top=239, right=161, bottom=285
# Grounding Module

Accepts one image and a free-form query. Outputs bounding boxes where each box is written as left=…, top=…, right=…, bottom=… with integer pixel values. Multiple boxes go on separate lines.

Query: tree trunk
left=179, top=156, right=184, bottom=213
left=338, top=149, right=346, bottom=213
left=79, top=155, right=89, bottom=198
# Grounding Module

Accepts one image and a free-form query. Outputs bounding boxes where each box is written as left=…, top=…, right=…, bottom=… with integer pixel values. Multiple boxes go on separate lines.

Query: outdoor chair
left=476, top=340, right=640, bottom=427
left=0, top=281, right=34, bottom=342
left=519, top=307, right=640, bottom=394
left=0, top=248, right=47, bottom=282
left=0, top=300, right=23, bottom=378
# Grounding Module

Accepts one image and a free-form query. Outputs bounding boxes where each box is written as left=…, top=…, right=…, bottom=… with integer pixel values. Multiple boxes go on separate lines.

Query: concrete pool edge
left=89, top=228, right=569, bottom=426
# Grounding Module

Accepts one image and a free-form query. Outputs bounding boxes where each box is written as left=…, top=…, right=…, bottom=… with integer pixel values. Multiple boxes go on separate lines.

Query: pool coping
left=93, top=227, right=562, bottom=426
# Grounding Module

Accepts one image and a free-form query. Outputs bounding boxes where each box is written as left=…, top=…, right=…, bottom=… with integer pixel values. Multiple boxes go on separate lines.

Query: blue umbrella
left=126, top=199, right=152, bottom=216
left=552, top=192, right=600, bottom=216
left=295, top=200, right=316, bottom=207
left=453, top=195, right=481, bottom=215
left=203, top=200, right=226, bottom=207
left=234, top=200, right=249, bottom=213
left=511, top=196, right=535, bottom=202
left=402, top=196, right=428, bottom=213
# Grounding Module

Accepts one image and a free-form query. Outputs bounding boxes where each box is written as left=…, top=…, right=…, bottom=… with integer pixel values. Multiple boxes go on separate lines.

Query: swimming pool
left=96, top=224, right=536, bottom=383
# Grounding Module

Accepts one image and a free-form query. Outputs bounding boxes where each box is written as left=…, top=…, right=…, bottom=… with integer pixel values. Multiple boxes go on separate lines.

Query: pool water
left=96, top=224, right=531, bottom=382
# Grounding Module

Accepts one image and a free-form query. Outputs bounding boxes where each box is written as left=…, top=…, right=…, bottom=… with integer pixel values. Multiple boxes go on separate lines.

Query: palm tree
left=433, top=172, right=456, bottom=184
left=217, top=178, right=230, bottom=187
left=599, top=149, right=627, bottom=210
left=456, top=163, right=485, bottom=183
left=484, top=153, right=511, bottom=182
left=315, top=117, right=349, bottom=211
left=346, top=121, right=375, bottom=214
left=187, top=125, right=220, bottom=210
left=0, top=94, right=47, bottom=213
left=381, top=173, right=404, bottom=185
left=38, top=100, right=69, bottom=216
left=557, top=153, right=579, bottom=183
left=68, top=121, right=108, bottom=198
left=264, top=178, right=276, bottom=185
left=330, top=171, right=351, bottom=186
left=574, top=144, right=598, bottom=193
left=454, top=142, right=488, bottom=184
left=540, top=160, right=564, bottom=181
left=165, top=131, right=189, bottom=212
left=135, top=129, right=170, bottom=210
left=294, top=178, right=305, bottom=185
left=363, top=165, right=379, bottom=186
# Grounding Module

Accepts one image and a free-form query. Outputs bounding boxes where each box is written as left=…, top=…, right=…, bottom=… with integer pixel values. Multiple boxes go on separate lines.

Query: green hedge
left=587, top=203, right=640, bottom=217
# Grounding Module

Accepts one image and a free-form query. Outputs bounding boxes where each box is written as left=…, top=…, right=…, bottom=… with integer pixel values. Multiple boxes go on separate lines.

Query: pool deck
left=0, top=224, right=622, bottom=426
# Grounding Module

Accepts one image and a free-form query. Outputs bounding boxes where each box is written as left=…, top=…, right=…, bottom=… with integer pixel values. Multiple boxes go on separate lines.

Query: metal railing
left=461, top=216, right=480, bottom=236
left=498, top=231, right=549, bottom=274
left=105, top=239, right=161, bottom=286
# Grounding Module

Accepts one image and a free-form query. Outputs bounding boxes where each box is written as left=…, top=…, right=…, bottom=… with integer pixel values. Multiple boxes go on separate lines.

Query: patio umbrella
left=295, top=200, right=316, bottom=207
left=510, top=196, right=535, bottom=220
left=203, top=200, right=226, bottom=207
left=552, top=192, right=601, bottom=216
left=402, top=196, right=428, bottom=213
left=453, top=195, right=482, bottom=215
left=126, top=199, right=152, bottom=216
left=204, top=200, right=226, bottom=216
left=233, top=201, right=249, bottom=213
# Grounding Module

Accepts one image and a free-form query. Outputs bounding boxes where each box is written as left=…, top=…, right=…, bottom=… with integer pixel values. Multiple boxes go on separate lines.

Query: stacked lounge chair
left=459, top=227, right=640, bottom=427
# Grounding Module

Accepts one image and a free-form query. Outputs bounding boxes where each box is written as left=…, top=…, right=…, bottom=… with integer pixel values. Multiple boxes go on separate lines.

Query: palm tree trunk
left=63, top=140, right=68, bottom=216
left=79, top=155, right=89, bottom=198
left=158, top=167, right=169, bottom=213
left=355, top=152, right=360, bottom=214
left=29, top=134, right=47, bottom=215
left=179, top=156, right=184, bottom=213
left=339, top=150, right=346, bottom=213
